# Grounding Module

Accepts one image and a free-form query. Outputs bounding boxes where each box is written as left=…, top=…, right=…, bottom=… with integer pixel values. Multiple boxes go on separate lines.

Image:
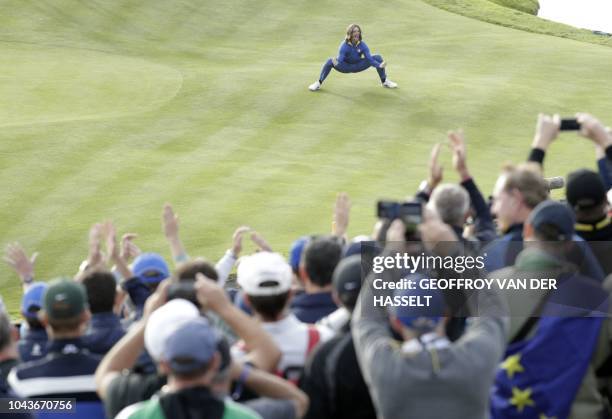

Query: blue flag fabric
left=491, top=316, right=604, bottom=418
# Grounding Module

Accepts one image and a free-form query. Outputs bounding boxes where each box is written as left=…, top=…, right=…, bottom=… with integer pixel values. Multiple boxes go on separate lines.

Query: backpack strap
left=306, top=326, right=321, bottom=355
left=510, top=270, right=571, bottom=344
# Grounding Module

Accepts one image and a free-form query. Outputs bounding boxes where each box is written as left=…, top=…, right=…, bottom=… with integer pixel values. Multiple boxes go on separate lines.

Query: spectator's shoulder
left=9, top=355, right=50, bottom=378
left=223, top=399, right=263, bottom=419
left=115, top=399, right=163, bottom=419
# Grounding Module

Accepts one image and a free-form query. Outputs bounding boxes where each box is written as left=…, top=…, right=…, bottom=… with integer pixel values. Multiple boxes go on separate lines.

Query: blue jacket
left=84, top=312, right=126, bottom=355
left=17, top=327, right=48, bottom=363
left=484, top=224, right=605, bottom=281
left=337, top=41, right=382, bottom=68
left=291, top=291, right=338, bottom=324
left=8, top=337, right=105, bottom=419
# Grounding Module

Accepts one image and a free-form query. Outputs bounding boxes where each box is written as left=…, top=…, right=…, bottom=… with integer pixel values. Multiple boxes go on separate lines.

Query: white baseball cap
left=237, top=252, right=292, bottom=297
left=144, top=298, right=201, bottom=361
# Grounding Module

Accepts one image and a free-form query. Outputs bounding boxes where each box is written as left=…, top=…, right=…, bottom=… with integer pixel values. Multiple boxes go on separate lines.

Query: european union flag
left=491, top=315, right=605, bottom=417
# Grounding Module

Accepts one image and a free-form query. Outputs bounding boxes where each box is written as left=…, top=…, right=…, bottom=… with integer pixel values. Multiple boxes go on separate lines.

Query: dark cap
left=43, top=279, right=88, bottom=320
left=566, top=169, right=606, bottom=210
left=332, top=255, right=362, bottom=309
left=527, top=200, right=575, bottom=241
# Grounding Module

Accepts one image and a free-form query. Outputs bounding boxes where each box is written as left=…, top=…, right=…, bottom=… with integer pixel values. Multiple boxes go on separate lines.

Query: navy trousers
left=319, top=54, right=386, bottom=83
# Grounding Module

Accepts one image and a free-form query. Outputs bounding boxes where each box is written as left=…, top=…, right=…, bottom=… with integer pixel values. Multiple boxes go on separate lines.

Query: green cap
left=43, top=278, right=88, bottom=320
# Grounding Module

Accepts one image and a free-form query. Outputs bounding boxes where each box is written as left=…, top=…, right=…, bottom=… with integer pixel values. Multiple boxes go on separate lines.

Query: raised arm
left=194, top=273, right=281, bottom=372
left=360, top=42, right=383, bottom=68
left=95, top=280, right=170, bottom=399
left=527, top=113, right=560, bottom=168
left=3, top=243, right=38, bottom=292
left=231, top=360, right=309, bottom=419
left=163, top=203, right=189, bottom=265
left=332, top=192, right=351, bottom=241
left=448, top=130, right=496, bottom=242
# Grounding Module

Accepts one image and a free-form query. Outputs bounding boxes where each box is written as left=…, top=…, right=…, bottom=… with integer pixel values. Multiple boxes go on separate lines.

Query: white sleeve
left=215, top=250, right=237, bottom=287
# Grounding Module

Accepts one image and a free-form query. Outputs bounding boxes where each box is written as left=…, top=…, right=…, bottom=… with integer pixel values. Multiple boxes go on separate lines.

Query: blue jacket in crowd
left=291, top=292, right=338, bottom=324
left=18, top=327, right=48, bottom=363
left=84, top=312, right=126, bottom=355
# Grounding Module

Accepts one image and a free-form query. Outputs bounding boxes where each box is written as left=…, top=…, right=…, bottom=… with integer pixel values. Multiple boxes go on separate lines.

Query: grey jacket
left=352, top=283, right=508, bottom=419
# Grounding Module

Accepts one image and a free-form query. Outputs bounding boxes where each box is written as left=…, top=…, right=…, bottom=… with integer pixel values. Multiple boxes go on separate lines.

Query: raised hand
left=120, top=233, right=140, bottom=263
left=332, top=192, right=351, bottom=238
left=428, top=143, right=443, bottom=191
left=577, top=113, right=612, bottom=148
left=194, top=273, right=231, bottom=313
left=448, top=129, right=470, bottom=180
left=87, top=223, right=105, bottom=270
left=162, top=203, right=180, bottom=240
left=532, top=113, right=560, bottom=151
left=250, top=231, right=272, bottom=252
left=99, top=221, right=132, bottom=280
left=231, top=226, right=251, bottom=257
left=162, top=203, right=188, bottom=264
left=4, top=243, right=38, bottom=287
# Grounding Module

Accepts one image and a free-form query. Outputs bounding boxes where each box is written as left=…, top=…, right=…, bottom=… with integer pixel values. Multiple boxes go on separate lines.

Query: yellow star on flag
left=510, top=387, right=535, bottom=413
left=501, top=354, right=524, bottom=379
left=539, top=414, right=557, bottom=419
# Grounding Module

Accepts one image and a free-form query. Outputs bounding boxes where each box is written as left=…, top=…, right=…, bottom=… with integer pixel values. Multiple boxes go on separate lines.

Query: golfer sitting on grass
left=309, top=23, right=398, bottom=91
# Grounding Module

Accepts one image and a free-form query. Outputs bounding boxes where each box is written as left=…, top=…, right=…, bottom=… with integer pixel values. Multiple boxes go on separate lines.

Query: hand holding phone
left=560, top=118, right=581, bottom=131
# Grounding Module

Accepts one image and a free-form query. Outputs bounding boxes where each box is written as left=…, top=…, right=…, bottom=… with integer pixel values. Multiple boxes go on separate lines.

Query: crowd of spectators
left=2, top=112, right=612, bottom=418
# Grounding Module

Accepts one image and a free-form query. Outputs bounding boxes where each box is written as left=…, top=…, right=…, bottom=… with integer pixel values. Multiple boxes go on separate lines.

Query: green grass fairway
left=2, top=0, right=612, bottom=315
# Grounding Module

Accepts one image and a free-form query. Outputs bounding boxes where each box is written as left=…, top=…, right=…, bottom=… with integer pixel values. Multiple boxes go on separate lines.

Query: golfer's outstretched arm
left=360, top=42, right=382, bottom=68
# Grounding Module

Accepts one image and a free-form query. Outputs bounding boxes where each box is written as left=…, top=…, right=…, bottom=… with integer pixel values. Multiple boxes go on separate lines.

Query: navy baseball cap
left=164, top=317, right=218, bottom=374
left=392, top=278, right=446, bottom=333
left=332, top=255, right=362, bottom=309
left=132, top=253, right=170, bottom=284
left=343, top=235, right=370, bottom=258
left=21, top=282, right=48, bottom=319
left=527, top=200, right=575, bottom=241
left=288, top=236, right=311, bottom=273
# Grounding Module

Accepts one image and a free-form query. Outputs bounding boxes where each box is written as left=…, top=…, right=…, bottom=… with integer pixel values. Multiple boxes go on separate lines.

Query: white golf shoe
left=308, top=81, right=321, bottom=91
left=382, top=79, right=398, bottom=88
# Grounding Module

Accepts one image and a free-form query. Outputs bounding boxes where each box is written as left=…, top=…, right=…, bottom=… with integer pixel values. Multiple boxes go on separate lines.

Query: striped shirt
left=8, top=337, right=105, bottom=419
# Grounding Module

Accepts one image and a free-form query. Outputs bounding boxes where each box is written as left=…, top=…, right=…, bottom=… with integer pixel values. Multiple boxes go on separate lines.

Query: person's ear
left=114, top=287, right=127, bottom=314
left=523, top=222, right=535, bottom=240
left=205, top=352, right=221, bottom=379
left=10, top=325, right=19, bottom=343
left=286, top=288, right=295, bottom=306
left=331, top=289, right=342, bottom=308
left=83, top=309, right=92, bottom=323
left=158, top=361, right=171, bottom=375
left=39, top=311, right=48, bottom=328
left=511, top=189, right=524, bottom=208
left=243, top=294, right=252, bottom=309
left=80, top=310, right=92, bottom=332
left=298, top=264, right=309, bottom=283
